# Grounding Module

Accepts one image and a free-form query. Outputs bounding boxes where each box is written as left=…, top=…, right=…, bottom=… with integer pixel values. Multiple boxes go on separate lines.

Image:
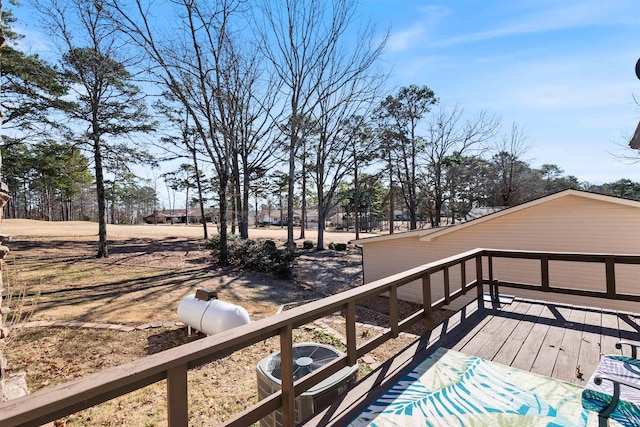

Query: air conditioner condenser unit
left=256, top=342, right=358, bottom=427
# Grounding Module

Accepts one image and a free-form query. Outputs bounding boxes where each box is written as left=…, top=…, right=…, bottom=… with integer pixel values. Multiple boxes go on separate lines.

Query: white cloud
left=387, top=24, right=426, bottom=51
left=387, top=5, right=450, bottom=52
left=433, top=1, right=640, bottom=48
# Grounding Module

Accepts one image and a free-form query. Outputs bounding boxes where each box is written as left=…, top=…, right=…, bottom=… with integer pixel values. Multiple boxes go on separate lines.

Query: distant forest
left=4, top=139, right=639, bottom=226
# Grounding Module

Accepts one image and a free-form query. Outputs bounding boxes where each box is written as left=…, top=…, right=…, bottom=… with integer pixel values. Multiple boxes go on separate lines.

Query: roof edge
left=351, top=228, right=436, bottom=245
left=419, top=189, right=640, bottom=242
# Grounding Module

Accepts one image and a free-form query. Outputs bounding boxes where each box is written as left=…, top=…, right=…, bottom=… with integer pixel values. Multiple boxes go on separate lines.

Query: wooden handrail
left=483, top=249, right=640, bottom=302
left=1, top=248, right=639, bottom=427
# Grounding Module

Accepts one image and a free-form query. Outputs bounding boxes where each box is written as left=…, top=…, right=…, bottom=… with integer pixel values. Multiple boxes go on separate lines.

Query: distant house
left=143, top=209, right=213, bottom=224
left=142, top=212, right=168, bottom=224
left=352, top=189, right=640, bottom=311
left=462, top=206, right=508, bottom=222
left=255, top=207, right=319, bottom=227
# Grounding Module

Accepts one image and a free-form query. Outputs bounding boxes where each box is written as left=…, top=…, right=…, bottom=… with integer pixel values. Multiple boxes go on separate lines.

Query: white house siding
left=360, top=194, right=640, bottom=311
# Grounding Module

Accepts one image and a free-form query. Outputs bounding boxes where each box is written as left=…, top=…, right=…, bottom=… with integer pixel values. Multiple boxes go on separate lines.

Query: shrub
left=205, top=233, right=240, bottom=253
left=303, top=240, right=314, bottom=249
left=334, top=243, right=347, bottom=251
left=207, top=234, right=295, bottom=278
left=328, top=242, right=335, bottom=250
left=272, top=249, right=296, bottom=279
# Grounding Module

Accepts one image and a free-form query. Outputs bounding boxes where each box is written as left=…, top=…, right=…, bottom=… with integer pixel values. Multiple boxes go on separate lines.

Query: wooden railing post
left=167, top=364, right=188, bottom=427
left=541, top=256, right=549, bottom=292
left=422, top=274, right=432, bottom=331
left=488, top=255, right=494, bottom=282
left=475, top=255, right=484, bottom=299
left=461, top=261, right=467, bottom=295
left=606, top=257, right=616, bottom=299
left=443, top=267, right=451, bottom=305
left=389, top=285, right=399, bottom=338
left=346, top=301, right=357, bottom=366
left=279, top=324, right=295, bottom=426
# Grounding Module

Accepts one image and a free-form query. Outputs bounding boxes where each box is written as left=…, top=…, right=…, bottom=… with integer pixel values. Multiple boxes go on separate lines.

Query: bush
left=334, top=243, right=347, bottom=251
left=205, top=233, right=240, bottom=252
left=207, top=234, right=295, bottom=278
left=328, top=242, right=335, bottom=250
left=303, top=240, right=314, bottom=249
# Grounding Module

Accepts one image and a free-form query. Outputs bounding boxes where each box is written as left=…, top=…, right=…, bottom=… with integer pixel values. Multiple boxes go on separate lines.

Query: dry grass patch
left=5, top=235, right=308, bottom=324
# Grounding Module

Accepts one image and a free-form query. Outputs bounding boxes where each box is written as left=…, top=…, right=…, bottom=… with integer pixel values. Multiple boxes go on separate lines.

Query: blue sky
left=366, top=0, right=640, bottom=184
left=9, top=0, right=640, bottom=185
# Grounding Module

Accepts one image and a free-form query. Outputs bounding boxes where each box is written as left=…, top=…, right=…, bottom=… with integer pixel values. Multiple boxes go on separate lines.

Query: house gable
left=359, top=190, right=640, bottom=309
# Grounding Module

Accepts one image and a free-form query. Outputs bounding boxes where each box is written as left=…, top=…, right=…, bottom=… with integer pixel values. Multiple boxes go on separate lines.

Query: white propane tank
left=177, top=290, right=250, bottom=336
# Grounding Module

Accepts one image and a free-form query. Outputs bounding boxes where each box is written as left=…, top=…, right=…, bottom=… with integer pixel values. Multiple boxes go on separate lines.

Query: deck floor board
left=553, top=306, right=587, bottom=384
left=576, top=307, right=602, bottom=384
left=492, top=302, right=545, bottom=366
left=468, top=300, right=529, bottom=361
left=529, top=304, right=571, bottom=377
left=449, top=300, right=495, bottom=352
left=510, top=303, right=553, bottom=372
left=600, top=309, right=622, bottom=355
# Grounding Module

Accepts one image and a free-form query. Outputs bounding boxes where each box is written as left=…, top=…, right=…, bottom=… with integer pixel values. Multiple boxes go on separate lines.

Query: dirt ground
left=0, top=219, right=447, bottom=426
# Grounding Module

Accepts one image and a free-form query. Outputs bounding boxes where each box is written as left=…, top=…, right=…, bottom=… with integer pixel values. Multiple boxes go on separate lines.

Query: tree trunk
left=242, top=170, right=250, bottom=237
left=449, top=178, right=456, bottom=225
left=434, top=192, right=442, bottom=227
left=217, top=178, right=229, bottom=265
left=317, top=207, right=326, bottom=251
left=316, top=187, right=325, bottom=250
left=354, top=152, right=360, bottom=241
left=388, top=157, right=394, bottom=234
left=286, top=134, right=296, bottom=251
left=48, top=189, right=53, bottom=221
left=409, top=204, right=417, bottom=230
left=299, top=159, right=306, bottom=239
left=95, top=138, right=108, bottom=258
left=185, top=186, right=189, bottom=225
left=230, top=187, right=237, bottom=234
left=192, top=149, right=208, bottom=240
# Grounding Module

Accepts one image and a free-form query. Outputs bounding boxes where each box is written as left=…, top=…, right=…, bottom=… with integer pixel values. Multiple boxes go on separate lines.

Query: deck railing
left=1, top=248, right=639, bottom=427
left=483, top=249, right=640, bottom=302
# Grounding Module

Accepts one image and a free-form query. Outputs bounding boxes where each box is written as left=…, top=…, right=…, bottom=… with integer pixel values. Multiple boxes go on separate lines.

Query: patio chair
left=582, top=340, right=640, bottom=427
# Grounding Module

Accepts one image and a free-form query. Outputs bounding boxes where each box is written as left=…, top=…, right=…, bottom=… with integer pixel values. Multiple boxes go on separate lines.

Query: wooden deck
left=304, top=296, right=640, bottom=426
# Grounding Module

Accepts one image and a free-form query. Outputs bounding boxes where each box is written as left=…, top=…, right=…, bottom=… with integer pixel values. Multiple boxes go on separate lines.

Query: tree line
left=1, top=0, right=638, bottom=261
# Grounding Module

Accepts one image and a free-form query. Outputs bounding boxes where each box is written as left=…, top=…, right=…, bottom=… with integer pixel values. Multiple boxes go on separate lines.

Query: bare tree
left=110, top=0, right=254, bottom=264
left=226, top=46, right=280, bottom=239
left=343, top=115, right=375, bottom=240
left=489, top=122, right=531, bottom=206
left=256, top=0, right=386, bottom=250
left=312, top=64, right=385, bottom=249
left=154, top=99, right=211, bottom=239
left=426, top=105, right=500, bottom=226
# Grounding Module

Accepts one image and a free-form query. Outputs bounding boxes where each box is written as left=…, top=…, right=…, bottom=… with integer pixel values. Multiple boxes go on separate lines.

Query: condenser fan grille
left=267, top=343, right=340, bottom=381
left=256, top=342, right=359, bottom=427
